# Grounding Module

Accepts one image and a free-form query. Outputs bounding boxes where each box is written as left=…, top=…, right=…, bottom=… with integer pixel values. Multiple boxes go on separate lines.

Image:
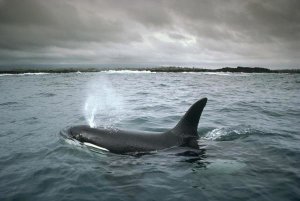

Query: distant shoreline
left=0, top=66, right=299, bottom=74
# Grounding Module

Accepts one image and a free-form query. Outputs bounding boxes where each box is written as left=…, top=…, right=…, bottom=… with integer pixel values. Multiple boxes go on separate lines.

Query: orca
left=63, top=98, right=207, bottom=154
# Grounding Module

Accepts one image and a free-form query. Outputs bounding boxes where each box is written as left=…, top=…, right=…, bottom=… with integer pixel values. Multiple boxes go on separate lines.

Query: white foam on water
left=202, top=72, right=250, bottom=76
left=203, top=128, right=226, bottom=140
left=102, top=70, right=153, bottom=74
left=203, top=126, right=252, bottom=141
left=203, top=72, right=232, bottom=76
left=23, top=72, right=50, bottom=75
left=64, top=138, right=81, bottom=146
left=0, top=73, right=50, bottom=76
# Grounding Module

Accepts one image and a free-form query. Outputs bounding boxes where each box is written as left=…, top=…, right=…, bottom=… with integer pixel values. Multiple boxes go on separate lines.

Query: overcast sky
left=0, top=0, right=299, bottom=69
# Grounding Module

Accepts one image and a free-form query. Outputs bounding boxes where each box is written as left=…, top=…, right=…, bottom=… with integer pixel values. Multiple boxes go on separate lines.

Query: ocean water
left=0, top=71, right=299, bottom=201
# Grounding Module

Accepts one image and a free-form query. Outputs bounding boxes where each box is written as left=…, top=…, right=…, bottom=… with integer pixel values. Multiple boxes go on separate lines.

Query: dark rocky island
left=0, top=66, right=299, bottom=74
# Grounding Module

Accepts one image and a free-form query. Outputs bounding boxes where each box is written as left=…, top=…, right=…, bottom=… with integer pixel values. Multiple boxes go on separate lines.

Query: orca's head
left=67, top=125, right=90, bottom=142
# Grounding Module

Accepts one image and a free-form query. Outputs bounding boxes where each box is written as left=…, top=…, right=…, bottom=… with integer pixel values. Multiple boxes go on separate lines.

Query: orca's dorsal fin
left=172, top=98, right=207, bottom=136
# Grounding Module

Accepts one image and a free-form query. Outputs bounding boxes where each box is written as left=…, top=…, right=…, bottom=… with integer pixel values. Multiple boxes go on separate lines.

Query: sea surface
left=0, top=71, right=299, bottom=201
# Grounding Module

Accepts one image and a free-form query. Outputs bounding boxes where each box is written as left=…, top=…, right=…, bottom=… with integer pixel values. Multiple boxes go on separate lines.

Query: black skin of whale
left=65, top=98, right=207, bottom=154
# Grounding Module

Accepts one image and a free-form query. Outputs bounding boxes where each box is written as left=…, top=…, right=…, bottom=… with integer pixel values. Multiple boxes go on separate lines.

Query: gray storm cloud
left=0, top=0, right=299, bottom=68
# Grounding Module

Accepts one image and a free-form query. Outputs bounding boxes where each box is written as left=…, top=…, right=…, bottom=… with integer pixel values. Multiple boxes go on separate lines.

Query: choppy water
left=0, top=71, right=299, bottom=201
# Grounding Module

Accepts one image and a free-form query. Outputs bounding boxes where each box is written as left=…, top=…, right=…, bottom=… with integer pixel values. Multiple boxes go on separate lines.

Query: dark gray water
left=0, top=71, right=299, bottom=201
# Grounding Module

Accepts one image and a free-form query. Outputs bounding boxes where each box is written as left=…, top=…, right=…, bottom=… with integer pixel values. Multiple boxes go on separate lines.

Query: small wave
left=36, top=92, right=56, bottom=97
left=202, top=72, right=250, bottom=76
left=23, top=72, right=50, bottom=75
left=135, top=91, right=150, bottom=96
left=0, top=101, right=18, bottom=106
left=182, top=72, right=200, bottom=74
left=102, top=70, right=154, bottom=74
left=0, top=74, right=14, bottom=76
left=203, top=72, right=232, bottom=76
left=0, top=72, right=50, bottom=76
left=202, top=126, right=254, bottom=141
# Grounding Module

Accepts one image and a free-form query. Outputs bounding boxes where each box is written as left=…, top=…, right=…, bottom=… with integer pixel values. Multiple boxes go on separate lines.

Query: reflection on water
left=176, top=149, right=209, bottom=168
